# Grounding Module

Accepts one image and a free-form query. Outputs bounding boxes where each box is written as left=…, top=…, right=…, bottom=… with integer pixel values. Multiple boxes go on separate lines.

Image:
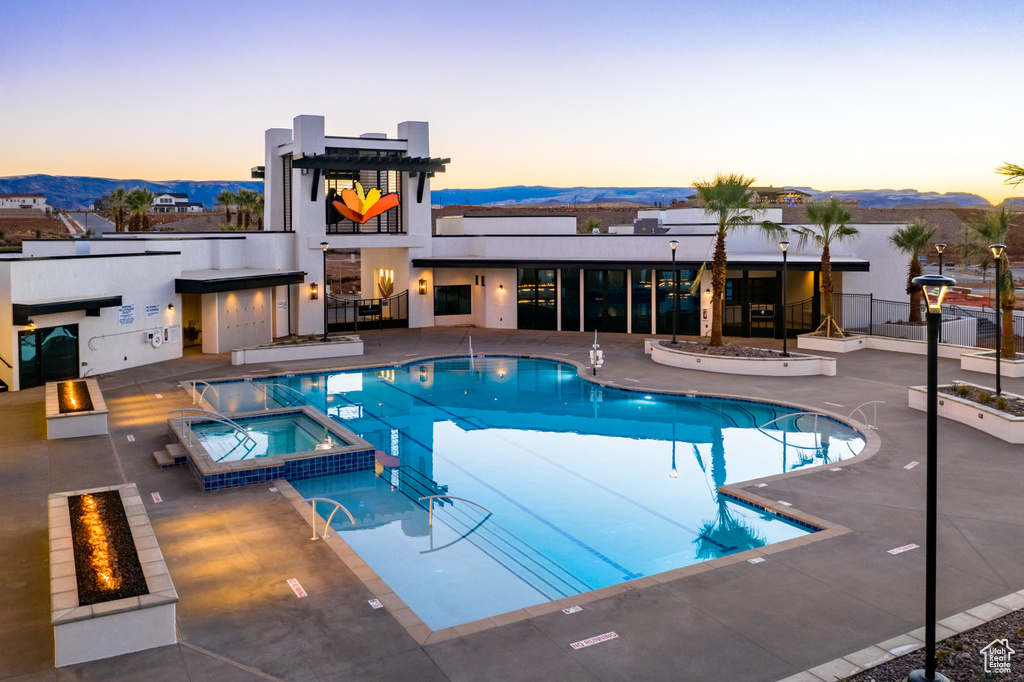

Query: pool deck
left=2, top=327, right=1023, bottom=681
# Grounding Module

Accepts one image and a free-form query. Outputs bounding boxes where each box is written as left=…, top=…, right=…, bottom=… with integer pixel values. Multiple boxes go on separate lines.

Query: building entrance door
left=18, top=324, right=79, bottom=390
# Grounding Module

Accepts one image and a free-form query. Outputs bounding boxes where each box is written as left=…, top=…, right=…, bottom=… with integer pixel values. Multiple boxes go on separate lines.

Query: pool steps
left=153, top=443, right=186, bottom=469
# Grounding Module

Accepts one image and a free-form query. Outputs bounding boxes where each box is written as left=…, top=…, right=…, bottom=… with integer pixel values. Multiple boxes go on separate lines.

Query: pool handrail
left=186, top=379, right=220, bottom=408
left=847, top=401, right=885, bottom=430
left=756, top=411, right=821, bottom=433
left=418, top=495, right=493, bottom=526
left=249, top=381, right=307, bottom=407
left=167, top=408, right=257, bottom=449
left=306, top=497, right=356, bottom=540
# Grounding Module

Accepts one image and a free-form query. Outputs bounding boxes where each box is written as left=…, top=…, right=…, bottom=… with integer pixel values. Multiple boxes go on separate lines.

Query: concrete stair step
left=153, top=445, right=187, bottom=469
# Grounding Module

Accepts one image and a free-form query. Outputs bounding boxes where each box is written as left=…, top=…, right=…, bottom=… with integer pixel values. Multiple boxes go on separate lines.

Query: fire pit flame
left=79, top=494, right=121, bottom=590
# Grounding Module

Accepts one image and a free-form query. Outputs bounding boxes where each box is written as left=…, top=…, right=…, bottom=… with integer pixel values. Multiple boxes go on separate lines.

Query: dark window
left=282, top=155, right=293, bottom=232
left=19, top=324, right=79, bottom=389
left=584, top=270, right=627, bottom=333
left=656, top=270, right=699, bottom=336
left=560, top=268, right=580, bottom=332
left=517, top=269, right=557, bottom=330
left=631, top=269, right=653, bottom=334
left=434, top=285, right=471, bottom=316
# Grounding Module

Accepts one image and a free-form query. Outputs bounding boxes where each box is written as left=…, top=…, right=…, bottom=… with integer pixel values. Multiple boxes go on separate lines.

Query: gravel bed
left=68, top=490, right=149, bottom=606
left=848, top=608, right=1024, bottom=681
left=662, top=339, right=788, bottom=359
left=941, top=383, right=1024, bottom=417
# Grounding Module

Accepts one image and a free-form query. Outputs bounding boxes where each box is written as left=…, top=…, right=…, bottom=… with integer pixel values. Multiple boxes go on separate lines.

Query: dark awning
left=13, top=295, right=123, bottom=325
left=411, top=257, right=870, bottom=272
left=251, top=166, right=265, bottom=179
left=291, top=154, right=449, bottom=174
left=175, top=270, right=306, bottom=294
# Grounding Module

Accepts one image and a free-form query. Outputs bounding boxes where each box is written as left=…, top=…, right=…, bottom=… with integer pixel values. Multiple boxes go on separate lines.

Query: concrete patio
left=2, top=327, right=1022, bottom=681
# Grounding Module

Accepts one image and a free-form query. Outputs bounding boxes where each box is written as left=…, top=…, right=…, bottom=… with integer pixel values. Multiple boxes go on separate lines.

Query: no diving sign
left=287, top=578, right=307, bottom=598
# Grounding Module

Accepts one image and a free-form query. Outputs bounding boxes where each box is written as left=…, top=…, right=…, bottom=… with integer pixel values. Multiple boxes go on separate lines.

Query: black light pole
left=321, top=241, right=329, bottom=342
left=908, top=274, right=955, bottom=682
left=670, top=240, right=679, bottom=344
left=935, top=244, right=945, bottom=343
left=780, top=239, right=790, bottom=357
left=991, top=244, right=1005, bottom=395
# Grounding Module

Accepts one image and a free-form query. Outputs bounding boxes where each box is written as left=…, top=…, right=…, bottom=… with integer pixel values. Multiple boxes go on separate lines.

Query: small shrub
left=935, top=649, right=953, bottom=662
left=956, top=384, right=971, bottom=397
left=978, top=391, right=993, bottom=404
left=953, top=641, right=964, bottom=651
left=995, top=396, right=1009, bottom=411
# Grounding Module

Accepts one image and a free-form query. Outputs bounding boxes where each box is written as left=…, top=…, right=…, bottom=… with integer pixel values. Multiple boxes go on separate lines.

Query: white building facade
left=0, top=115, right=908, bottom=391
left=0, top=193, right=51, bottom=212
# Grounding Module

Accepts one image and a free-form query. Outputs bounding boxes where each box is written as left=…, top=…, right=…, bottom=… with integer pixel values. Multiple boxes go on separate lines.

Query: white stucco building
left=152, top=193, right=204, bottom=213
left=0, top=193, right=51, bottom=212
left=0, top=115, right=908, bottom=392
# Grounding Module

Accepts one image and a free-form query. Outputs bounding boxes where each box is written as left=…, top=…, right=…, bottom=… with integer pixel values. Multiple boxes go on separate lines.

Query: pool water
left=213, top=357, right=865, bottom=629
left=190, top=413, right=335, bottom=461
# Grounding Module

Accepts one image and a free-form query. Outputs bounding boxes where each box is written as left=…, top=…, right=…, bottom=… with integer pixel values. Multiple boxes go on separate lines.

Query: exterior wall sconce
left=310, top=282, right=319, bottom=300
left=498, top=284, right=504, bottom=291
left=167, top=304, right=174, bottom=311
left=418, top=278, right=427, bottom=295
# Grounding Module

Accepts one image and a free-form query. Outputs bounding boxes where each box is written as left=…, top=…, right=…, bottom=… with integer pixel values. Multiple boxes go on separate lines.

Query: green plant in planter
left=956, top=383, right=971, bottom=397
left=995, top=396, right=1009, bottom=411
left=978, top=390, right=993, bottom=404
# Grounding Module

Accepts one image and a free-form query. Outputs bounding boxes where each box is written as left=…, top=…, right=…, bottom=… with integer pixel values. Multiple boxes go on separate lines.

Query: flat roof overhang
left=291, top=154, right=449, bottom=174
left=175, top=270, right=306, bottom=294
left=412, top=257, right=870, bottom=272
left=13, top=295, right=123, bottom=325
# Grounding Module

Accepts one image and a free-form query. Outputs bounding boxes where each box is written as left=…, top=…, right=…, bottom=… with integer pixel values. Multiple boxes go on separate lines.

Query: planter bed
left=908, top=382, right=1024, bottom=444
left=649, top=339, right=835, bottom=376
left=960, top=350, right=1024, bottom=378
left=46, top=379, right=108, bottom=439
left=798, top=333, right=975, bottom=360
left=49, top=483, right=177, bottom=667
left=231, top=335, right=363, bottom=366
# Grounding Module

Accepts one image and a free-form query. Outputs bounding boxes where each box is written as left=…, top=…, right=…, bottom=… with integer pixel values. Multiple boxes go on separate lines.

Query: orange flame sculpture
left=80, top=494, right=120, bottom=590
left=331, top=182, right=400, bottom=224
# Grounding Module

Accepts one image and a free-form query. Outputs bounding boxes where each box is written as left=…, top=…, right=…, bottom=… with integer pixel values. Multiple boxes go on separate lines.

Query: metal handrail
left=0, top=353, right=11, bottom=369
left=847, top=401, right=885, bottom=430
left=250, top=381, right=307, bottom=406
left=306, top=497, right=356, bottom=539
left=168, top=408, right=257, bottom=448
left=418, top=495, right=493, bottom=526
left=186, top=379, right=220, bottom=407
left=757, top=411, right=821, bottom=433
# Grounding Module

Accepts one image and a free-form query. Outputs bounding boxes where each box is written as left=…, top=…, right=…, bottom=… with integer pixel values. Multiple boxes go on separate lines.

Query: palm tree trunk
left=821, top=245, right=835, bottom=337
left=710, top=230, right=728, bottom=346
left=1002, top=306, right=1016, bottom=358
left=224, top=206, right=231, bottom=225
left=908, top=257, right=922, bottom=324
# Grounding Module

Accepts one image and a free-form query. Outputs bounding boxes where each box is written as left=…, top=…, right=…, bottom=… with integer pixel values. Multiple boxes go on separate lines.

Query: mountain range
left=0, top=175, right=1006, bottom=210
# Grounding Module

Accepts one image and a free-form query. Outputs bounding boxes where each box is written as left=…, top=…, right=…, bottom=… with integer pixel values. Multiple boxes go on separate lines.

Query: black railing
left=327, top=290, right=409, bottom=333
left=825, top=293, right=1024, bottom=354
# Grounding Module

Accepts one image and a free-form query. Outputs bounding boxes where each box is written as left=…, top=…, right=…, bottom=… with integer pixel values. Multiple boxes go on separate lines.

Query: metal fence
left=327, top=290, right=409, bottom=333
left=827, top=292, right=1024, bottom=354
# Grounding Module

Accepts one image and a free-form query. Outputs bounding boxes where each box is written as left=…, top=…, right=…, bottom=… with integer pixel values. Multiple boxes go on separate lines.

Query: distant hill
left=0, top=175, right=995, bottom=211
left=433, top=185, right=992, bottom=209
left=0, top=175, right=264, bottom=210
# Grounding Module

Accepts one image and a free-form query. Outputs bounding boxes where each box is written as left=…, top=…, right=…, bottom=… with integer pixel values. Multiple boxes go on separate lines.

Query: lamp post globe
left=908, top=273, right=955, bottom=682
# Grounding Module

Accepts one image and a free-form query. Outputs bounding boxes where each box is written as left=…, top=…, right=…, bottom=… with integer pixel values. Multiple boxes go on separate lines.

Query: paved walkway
left=2, top=328, right=1023, bottom=681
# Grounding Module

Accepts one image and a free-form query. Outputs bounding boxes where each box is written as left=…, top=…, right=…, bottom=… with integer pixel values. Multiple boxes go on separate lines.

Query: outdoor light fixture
left=909, top=273, right=956, bottom=682
left=498, top=284, right=504, bottom=291
left=167, top=304, right=174, bottom=312
left=320, top=242, right=329, bottom=342
left=309, top=283, right=318, bottom=300
left=670, top=240, right=679, bottom=345
left=418, top=278, right=427, bottom=295
left=780, top=240, right=790, bottom=357
left=990, top=244, right=1006, bottom=395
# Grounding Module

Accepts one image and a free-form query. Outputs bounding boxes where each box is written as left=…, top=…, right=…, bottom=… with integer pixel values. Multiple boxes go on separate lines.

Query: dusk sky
left=1, top=0, right=1022, bottom=203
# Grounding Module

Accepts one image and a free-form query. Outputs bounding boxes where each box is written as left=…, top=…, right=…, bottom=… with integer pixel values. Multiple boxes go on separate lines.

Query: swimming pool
left=211, top=357, right=865, bottom=629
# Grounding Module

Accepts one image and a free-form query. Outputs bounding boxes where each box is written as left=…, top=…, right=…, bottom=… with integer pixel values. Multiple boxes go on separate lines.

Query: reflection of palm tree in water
left=694, top=424, right=766, bottom=560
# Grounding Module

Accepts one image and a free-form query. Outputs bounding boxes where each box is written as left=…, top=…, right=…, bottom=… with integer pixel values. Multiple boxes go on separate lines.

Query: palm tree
left=104, top=187, right=128, bottom=232
left=888, top=220, right=935, bottom=324
left=215, top=189, right=236, bottom=227
left=236, top=189, right=257, bottom=230
left=253, top=193, right=265, bottom=231
left=792, top=198, right=860, bottom=337
left=125, top=187, right=154, bottom=232
left=693, top=173, right=784, bottom=346
left=968, top=209, right=1016, bottom=358
left=996, top=162, right=1024, bottom=189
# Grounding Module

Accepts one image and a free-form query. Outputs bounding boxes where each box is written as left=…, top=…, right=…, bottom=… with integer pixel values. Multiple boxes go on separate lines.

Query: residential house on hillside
left=152, top=192, right=204, bottom=213
left=0, top=193, right=51, bottom=212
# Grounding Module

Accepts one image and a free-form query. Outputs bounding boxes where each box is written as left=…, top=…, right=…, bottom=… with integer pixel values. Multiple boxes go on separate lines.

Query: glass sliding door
left=631, top=269, right=652, bottom=334
left=584, top=270, right=627, bottom=333
left=560, top=268, right=580, bottom=332
left=656, top=270, right=700, bottom=336
left=517, top=269, right=557, bottom=330
left=19, top=324, right=79, bottom=389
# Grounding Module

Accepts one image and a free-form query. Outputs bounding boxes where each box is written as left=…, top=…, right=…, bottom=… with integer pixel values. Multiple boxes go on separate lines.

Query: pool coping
left=246, top=353, right=883, bottom=646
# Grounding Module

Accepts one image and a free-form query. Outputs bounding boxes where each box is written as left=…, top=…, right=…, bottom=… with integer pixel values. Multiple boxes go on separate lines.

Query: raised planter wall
left=649, top=340, right=836, bottom=376
left=870, top=317, right=977, bottom=347
left=46, top=379, right=108, bottom=439
left=231, top=336, right=364, bottom=366
left=49, top=483, right=177, bottom=667
left=908, top=383, right=1024, bottom=444
left=960, top=351, right=1024, bottom=378
left=798, top=333, right=974, bottom=360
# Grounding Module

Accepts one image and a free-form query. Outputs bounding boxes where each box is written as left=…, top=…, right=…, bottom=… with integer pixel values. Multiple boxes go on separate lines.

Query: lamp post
left=991, top=244, right=1006, bottom=395
left=908, top=274, right=955, bottom=682
left=780, top=240, right=790, bottom=357
left=670, top=240, right=679, bottom=344
left=320, top=242, right=329, bottom=342
left=935, top=244, right=945, bottom=343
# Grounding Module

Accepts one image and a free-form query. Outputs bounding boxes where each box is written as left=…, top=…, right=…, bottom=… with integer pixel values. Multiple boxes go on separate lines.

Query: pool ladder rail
left=168, top=408, right=259, bottom=454
left=306, top=498, right=356, bottom=540
left=246, top=379, right=308, bottom=408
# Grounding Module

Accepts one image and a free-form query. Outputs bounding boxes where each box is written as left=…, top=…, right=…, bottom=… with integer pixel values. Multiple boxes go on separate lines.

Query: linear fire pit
left=46, top=379, right=108, bottom=439
left=49, top=483, right=177, bottom=667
